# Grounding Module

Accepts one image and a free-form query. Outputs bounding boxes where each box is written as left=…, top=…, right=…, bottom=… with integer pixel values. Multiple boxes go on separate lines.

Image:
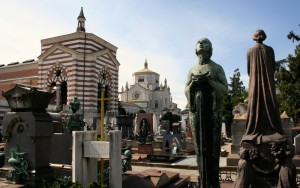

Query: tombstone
left=280, top=111, right=293, bottom=144
left=162, top=134, right=181, bottom=153
left=72, top=130, right=122, bottom=188
left=294, top=134, right=300, bottom=155
left=231, top=119, right=247, bottom=154
left=231, top=112, right=294, bottom=154
left=152, top=113, right=158, bottom=135
left=184, top=116, right=193, bottom=138
left=116, top=115, right=134, bottom=139
left=134, top=113, right=139, bottom=133
left=221, top=123, right=227, bottom=138
left=1, top=84, right=54, bottom=187
left=136, top=113, right=154, bottom=133
left=136, top=118, right=154, bottom=154
left=49, top=115, right=72, bottom=165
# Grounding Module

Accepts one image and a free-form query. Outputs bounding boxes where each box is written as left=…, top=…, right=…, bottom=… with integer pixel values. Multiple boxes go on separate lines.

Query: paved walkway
left=132, top=142, right=236, bottom=187
left=132, top=165, right=235, bottom=188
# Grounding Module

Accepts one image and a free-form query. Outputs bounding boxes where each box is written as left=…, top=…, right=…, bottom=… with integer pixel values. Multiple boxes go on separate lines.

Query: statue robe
left=242, top=43, right=285, bottom=144
left=185, top=60, right=227, bottom=188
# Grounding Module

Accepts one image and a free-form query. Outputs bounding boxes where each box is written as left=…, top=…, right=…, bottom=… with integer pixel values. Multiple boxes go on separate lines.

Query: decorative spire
left=77, top=7, right=86, bottom=32
left=144, top=58, right=148, bottom=68
left=126, top=82, right=129, bottom=90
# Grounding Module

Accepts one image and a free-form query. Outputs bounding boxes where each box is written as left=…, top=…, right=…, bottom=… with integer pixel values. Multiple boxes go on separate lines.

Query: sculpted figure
left=140, top=119, right=148, bottom=138
left=69, top=96, right=80, bottom=114
left=234, top=30, right=296, bottom=188
left=242, top=29, right=286, bottom=144
left=185, top=38, right=228, bottom=188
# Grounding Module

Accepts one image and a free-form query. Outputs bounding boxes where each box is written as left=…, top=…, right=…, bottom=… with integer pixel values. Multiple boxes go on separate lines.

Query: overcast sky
left=0, top=1, right=299, bottom=109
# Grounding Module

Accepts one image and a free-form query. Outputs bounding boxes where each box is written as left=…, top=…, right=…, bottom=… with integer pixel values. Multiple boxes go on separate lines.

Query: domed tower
left=133, top=59, right=159, bottom=90
left=120, top=59, right=171, bottom=115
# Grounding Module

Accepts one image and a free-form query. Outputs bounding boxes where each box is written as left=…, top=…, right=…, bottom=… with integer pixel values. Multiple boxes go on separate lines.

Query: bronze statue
left=69, top=96, right=80, bottom=114
left=185, top=38, right=228, bottom=188
left=234, top=30, right=297, bottom=188
left=242, top=29, right=286, bottom=144
left=135, top=118, right=150, bottom=144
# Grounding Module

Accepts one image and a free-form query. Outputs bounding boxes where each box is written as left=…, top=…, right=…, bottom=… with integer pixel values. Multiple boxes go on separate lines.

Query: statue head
left=252, top=29, right=267, bottom=43
left=195, top=38, right=213, bottom=62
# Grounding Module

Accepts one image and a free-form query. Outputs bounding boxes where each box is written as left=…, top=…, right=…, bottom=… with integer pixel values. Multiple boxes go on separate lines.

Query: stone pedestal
left=138, top=143, right=154, bottom=154
left=2, top=112, right=53, bottom=169
left=231, top=120, right=247, bottom=154
left=231, top=118, right=293, bottom=154
left=116, top=115, right=134, bottom=139
left=1, top=84, right=55, bottom=187
left=234, top=141, right=297, bottom=187
left=2, top=112, right=53, bottom=187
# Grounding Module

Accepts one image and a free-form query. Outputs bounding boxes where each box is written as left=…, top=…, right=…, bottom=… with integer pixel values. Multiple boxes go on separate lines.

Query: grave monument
left=233, top=30, right=297, bottom=187
left=136, top=118, right=154, bottom=154
left=1, top=84, right=54, bottom=186
left=185, top=38, right=228, bottom=188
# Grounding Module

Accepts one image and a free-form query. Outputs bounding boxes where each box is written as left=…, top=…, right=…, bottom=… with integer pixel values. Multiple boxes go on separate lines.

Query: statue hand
left=191, top=72, right=210, bottom=85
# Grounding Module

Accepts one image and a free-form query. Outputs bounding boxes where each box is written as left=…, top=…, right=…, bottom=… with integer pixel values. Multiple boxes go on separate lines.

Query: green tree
left=161, top=112, right=174, bottom=125
left=221, top=94, right=233, bottom=137
left=276, top=27, right=300, bottom=124
left=229, top=68, right=246, bottom=107
left=137, top=109, right=146, bottom=113
left=221, top=68, right=247, bottom=137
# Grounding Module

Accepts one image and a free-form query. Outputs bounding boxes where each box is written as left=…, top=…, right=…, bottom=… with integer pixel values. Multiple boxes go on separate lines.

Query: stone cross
left=72, top=130, right=122, bottom=188
left=96, top=86, right=113, bottom=187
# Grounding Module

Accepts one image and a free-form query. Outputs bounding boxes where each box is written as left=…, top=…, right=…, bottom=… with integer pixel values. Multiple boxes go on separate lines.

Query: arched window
left=155, top=100, right=159, bottom=108
left=61, top=81, right=68, bottom=105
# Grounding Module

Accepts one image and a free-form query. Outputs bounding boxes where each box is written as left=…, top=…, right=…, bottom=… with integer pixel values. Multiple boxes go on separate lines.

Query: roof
left=134, top=59, right=158, bottom=75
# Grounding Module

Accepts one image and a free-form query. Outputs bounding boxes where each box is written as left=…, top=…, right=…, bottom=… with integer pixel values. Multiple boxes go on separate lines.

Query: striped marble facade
left=38, top=32, right=119, bottom=116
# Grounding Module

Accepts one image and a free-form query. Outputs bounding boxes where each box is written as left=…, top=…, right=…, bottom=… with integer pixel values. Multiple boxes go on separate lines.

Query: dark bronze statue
left=65, top=96, right=84, bottom=131
left=185, top=38, right=228, bottom=188
left=135, top=118, right=151, bottom=144
left=234, top=30, right=297, bottom=188
left=69, top=96, right=80, bottom=114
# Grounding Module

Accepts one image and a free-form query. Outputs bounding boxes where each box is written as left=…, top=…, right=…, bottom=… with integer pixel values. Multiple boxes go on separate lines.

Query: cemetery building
left=0, top=8, right=119, bottom=125
left=119, top=59, right=177, bottom=116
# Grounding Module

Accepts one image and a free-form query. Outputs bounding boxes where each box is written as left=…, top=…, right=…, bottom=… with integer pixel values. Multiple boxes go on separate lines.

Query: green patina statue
left=185, top=38, right=228, bottom=188
left=7, top=145, right=29, bottom=183
left=122, top=149, right=132, bottom=173
left=65, top=96, right=84, bottom=131
left=69, top=96, right=80, bottom=114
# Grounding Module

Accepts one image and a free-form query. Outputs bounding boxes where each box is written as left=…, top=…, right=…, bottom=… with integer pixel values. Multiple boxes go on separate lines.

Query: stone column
left=72, top=131, right=97, bottom=187
left=109, top=130, right=122, bottom=188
